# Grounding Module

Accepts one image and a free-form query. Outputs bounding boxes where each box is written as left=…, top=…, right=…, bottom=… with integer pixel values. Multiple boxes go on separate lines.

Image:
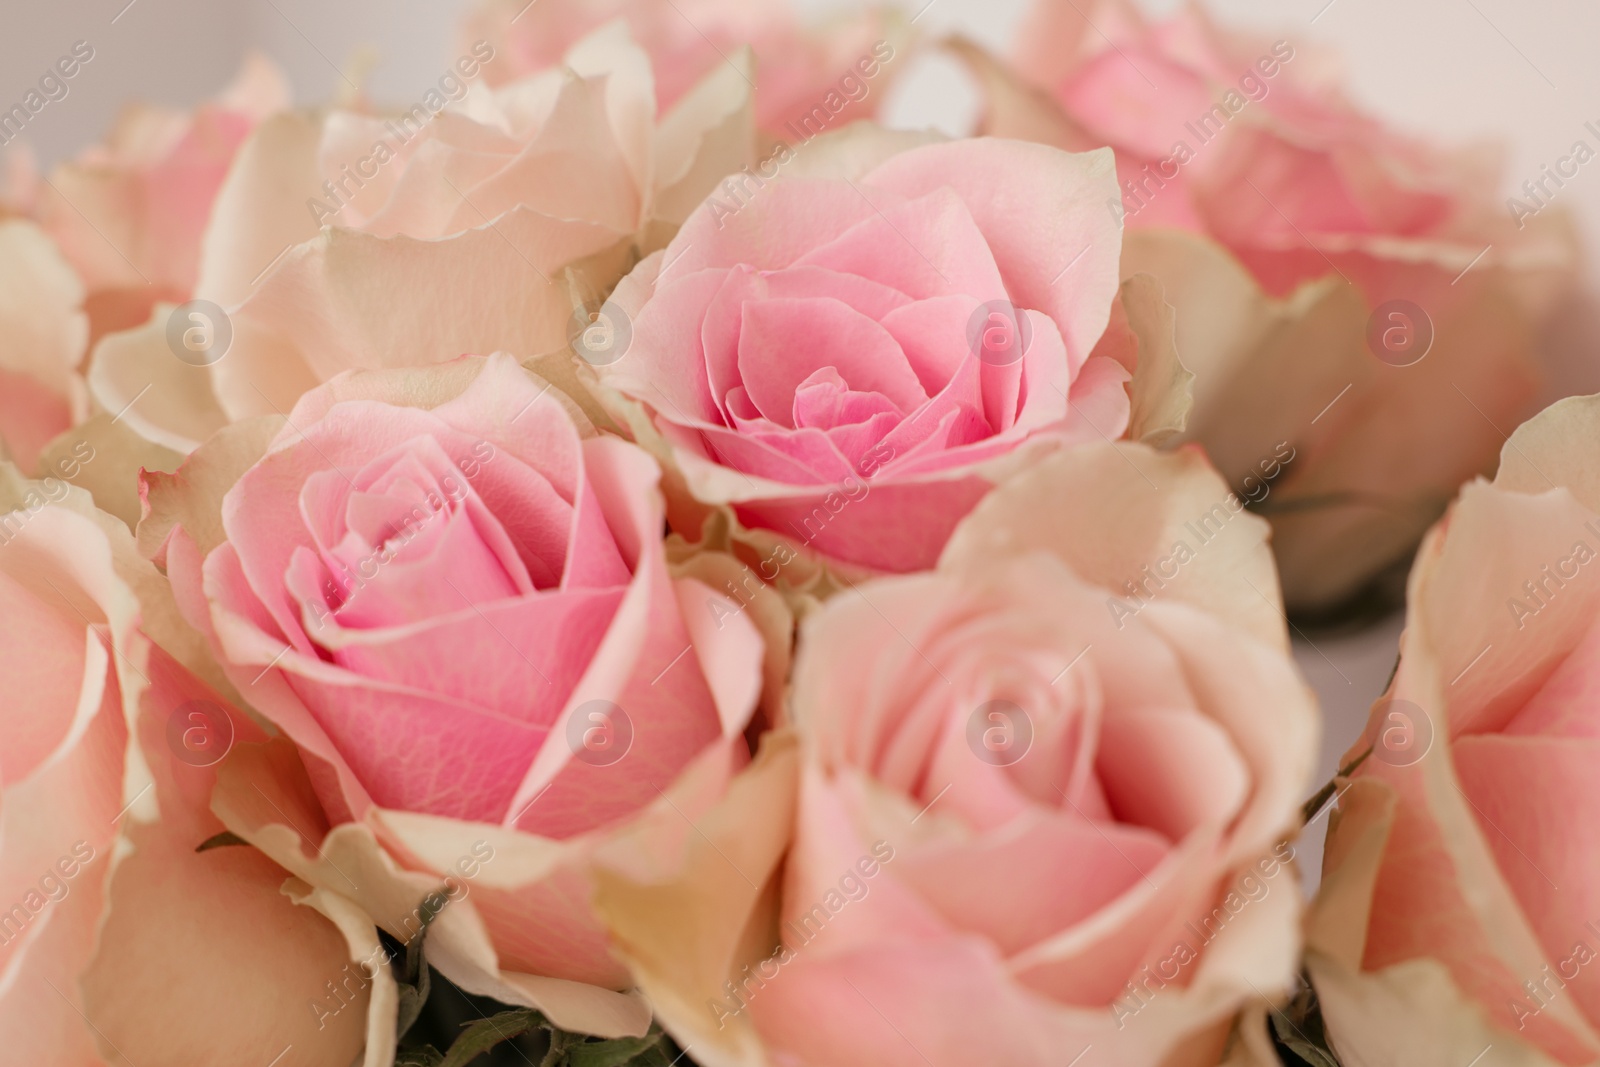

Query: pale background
left=4, top=0, right=1595, bottom=883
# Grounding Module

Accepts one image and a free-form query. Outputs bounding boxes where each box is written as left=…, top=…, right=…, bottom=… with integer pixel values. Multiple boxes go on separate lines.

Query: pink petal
left=795, top=186, right=1008, bottom=304
left=660, top=179, right=878, bottom=279
left=737, top=297, right=926, bottom=427
left=1454, top=735, right=1600, bottom=1030
left=864, top=139, right=1123, bottom=370
left=896, top=810, right=1170, bottom=955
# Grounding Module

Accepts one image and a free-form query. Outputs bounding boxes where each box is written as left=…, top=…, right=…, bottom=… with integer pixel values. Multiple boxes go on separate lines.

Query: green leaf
left=395, top=891, right=453, bottom=1041
left=632, top=1044, right=678, bottom=1067
left=542, top=1028, right=583, bottom=1067
left=406, top=892, right=450, bottom=985
left=394, top=962, right=431, bottom=1044
left=567, top=1033, right=665, bottom=1067
left=438, top=1009, right=548, bottom=1067
left=194, top=831, right=249, bottom=852
left=395, top=1046, right=445, bottom=1067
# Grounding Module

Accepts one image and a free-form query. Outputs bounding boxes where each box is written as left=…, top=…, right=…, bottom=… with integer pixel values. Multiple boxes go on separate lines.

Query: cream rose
left=88, top=24, right=754, bottom=456
left=1312, top=394, right=1600, bottom=1067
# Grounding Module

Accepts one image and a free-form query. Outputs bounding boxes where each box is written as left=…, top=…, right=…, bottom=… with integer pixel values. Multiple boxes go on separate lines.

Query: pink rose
left=459, top=0, right=902, bottom=139
left=149, top=354, right=766, bottom=1028
left=596, top=442, right=1318, bottom=1067
left=969, top=0, right=1574, bottom=612
left=596, top=135, right=1133, bottom=574
left=0, top=469, right=374, bottom=1066
left=1311, top=394, right=1600, bottom=1065
left=1009, top=0, right=1564, bottom=298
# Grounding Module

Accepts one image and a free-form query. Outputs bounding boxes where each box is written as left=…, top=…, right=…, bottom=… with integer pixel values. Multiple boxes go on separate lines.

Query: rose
left=595, top=133, right=1138, bottom=576
left=1310, top=394, right=1600, bottom=1066
left=595, top=441, right=1318, bottom=1066
left=148, top=353, right=769, bottom=1033
left=0, top=468, right=378, bottom=1066
left=89, top=25, right=754, bottom=457
left=966, top=0, right=1575, bottom=613
left=458, top=0, right=904, bottom=141
left=0, top=216, right=186, bottom=532
left=1007, top=0, right=1566, bottom=295
left=0, top=219, right=86, bottom=473
left=161, top=353, right=755, bottom=827
left=38, top=54, right=287, bottom=329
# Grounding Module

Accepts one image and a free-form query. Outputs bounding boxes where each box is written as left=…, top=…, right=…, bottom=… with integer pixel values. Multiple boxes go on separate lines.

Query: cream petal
left=195, top=111, right=325, bottom=309
left=941, top=441, right=1289, bottom=652
left=651, top=46, right=755, bottom=233
left=86, top=305, right=228, bottom=454
left=214, top=214, right=629, bottom=424
left=592, top=730, right=800, bottom=1067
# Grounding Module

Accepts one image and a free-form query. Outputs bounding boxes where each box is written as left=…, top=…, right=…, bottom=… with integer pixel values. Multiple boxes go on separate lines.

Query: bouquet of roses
left=1, top=0, right=1592, bottom=1065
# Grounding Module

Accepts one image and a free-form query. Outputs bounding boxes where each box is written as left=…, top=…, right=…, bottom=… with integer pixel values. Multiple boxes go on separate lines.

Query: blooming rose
left=596, top=442, right=1318, bottom=1067
left=459, top=0, right=903, bottom=141
left=596, top=133, right=1138, bottom=576
left=0, top=467, right=382, bottom=1066
left=1007, top=0, right=1569, bottom=296
left=146, top=353, right=769, bottom=1034
left=1310, top=394, right=1600, bottom=1066
left=961, top=0, right=1575, bottom=612
left=39, top=53, right=287, bottom=333
left=0, top=219, right=87, bottom=473
left=90, top=24, right=753, bottom=456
